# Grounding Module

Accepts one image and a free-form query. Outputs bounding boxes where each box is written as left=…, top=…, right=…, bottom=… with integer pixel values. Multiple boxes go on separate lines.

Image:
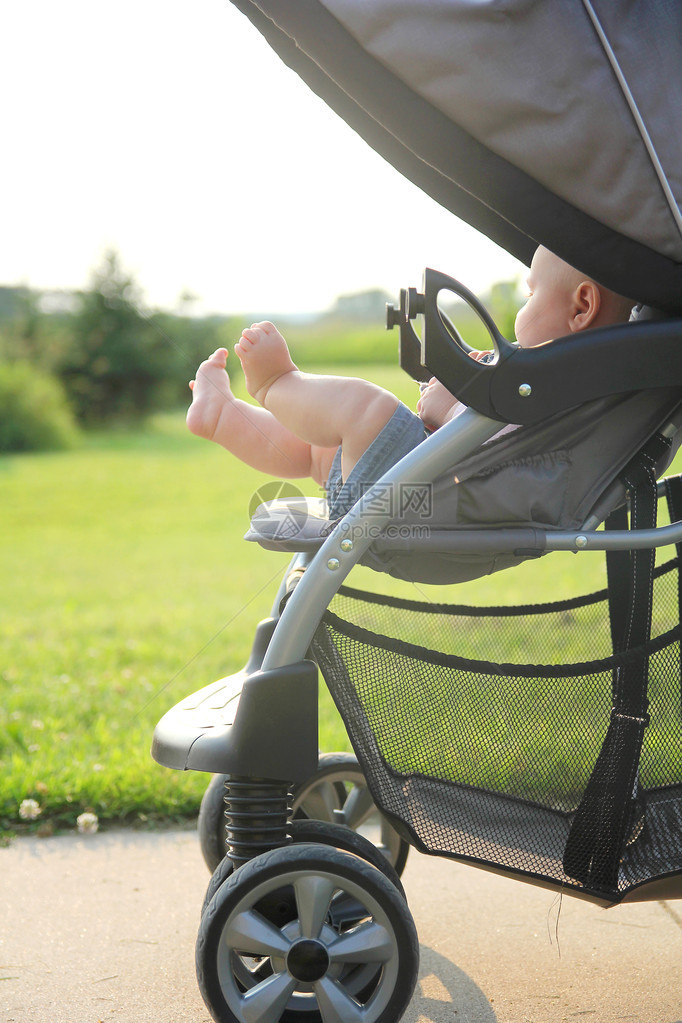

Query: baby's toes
left=203, top=348, right=228, bottom=369
left=240, top=329, right=259, bottom=346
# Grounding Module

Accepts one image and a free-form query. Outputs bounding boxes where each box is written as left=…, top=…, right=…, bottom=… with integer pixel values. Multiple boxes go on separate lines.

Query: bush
left=0, top=361, right=79, bottom=452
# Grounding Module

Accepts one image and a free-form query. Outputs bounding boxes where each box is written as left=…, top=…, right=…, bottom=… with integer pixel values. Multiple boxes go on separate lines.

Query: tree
left=59, top=250, right=178, bottom=423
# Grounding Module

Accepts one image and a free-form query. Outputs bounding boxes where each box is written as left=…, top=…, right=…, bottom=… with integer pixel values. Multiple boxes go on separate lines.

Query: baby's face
left=514, top=247, right=576, bottom=348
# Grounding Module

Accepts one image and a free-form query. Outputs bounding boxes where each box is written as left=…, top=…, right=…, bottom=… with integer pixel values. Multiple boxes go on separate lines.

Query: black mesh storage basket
left=311, top=555, right=682, bottom=904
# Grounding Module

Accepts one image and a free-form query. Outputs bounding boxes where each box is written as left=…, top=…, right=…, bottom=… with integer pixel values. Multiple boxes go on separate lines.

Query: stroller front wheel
left=201, top=816, right=407, bottom=916
left=196, top=843, right=419, bottom=1023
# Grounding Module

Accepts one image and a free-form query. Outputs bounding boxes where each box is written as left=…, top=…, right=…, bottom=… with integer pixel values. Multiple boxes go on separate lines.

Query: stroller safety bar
left=390, top=269, right=682, bottom=425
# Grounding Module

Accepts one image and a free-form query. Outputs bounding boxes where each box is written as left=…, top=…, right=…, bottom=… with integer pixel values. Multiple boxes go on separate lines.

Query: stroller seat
left=154, top=287, right=682, bottom=903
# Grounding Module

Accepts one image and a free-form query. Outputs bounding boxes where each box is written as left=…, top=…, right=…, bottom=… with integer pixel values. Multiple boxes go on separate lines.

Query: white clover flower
left=19, top=798, right=42, bottom=821
left=76, top=812, right=99, bottom=835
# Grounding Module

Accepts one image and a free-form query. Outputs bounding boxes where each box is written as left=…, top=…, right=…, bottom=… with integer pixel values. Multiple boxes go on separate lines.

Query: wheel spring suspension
left=223, top=777, right=292, bottom=869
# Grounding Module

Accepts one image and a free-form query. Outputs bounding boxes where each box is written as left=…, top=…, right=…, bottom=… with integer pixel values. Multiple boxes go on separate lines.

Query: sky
left=2, top=0, right=526, bottom=316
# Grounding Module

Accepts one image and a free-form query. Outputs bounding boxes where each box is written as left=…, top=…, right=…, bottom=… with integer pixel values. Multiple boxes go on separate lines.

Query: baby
left=187, top=247, right=634, bottom=518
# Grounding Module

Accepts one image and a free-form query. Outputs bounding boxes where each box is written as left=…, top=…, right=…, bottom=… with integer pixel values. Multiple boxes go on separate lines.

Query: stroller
left=152, top=3, right=682, bottom=1021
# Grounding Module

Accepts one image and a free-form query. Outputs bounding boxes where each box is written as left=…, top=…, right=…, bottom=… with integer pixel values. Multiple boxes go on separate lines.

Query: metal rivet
left=340, top=539, right=353, bottom=552
left=575, top=535, right=588, bottom=549
left=518, top=383, right=532, bottom=397
left=327, top=558, right=340, bottom=571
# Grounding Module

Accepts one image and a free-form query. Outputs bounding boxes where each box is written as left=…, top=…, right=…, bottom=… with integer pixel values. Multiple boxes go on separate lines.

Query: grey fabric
left=232, top=0, right=682, bottom=311
left=321, top=0, right=682, bottom=265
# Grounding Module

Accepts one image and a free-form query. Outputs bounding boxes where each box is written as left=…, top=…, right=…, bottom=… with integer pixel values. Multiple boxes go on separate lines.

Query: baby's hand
left=416, top=351, right=493, bottom=430
left=416, top=378, right=460, bottom=430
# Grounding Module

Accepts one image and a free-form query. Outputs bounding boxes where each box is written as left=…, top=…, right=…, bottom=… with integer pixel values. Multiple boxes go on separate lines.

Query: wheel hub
left=286, top=938, right=330, bottom=983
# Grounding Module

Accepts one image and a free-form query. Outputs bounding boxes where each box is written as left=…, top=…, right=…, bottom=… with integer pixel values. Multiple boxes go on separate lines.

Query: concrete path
left=1, top=828, right=680, bottom=1023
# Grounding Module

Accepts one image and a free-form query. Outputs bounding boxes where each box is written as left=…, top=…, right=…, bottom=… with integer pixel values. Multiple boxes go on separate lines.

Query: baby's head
left=514, top=246, right=634, bottom=349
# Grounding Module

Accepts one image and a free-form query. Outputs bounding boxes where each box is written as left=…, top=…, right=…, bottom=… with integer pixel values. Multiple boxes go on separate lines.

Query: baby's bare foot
left=234, top=321, right=297, bottom=405
left=186, top=348, right=235, bottom=440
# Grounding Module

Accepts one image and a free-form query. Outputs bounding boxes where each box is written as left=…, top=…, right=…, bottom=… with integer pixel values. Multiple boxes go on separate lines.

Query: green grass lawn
left=2, top=363, right=679, bottom=836
left=1, top=398, right=297, bottom=835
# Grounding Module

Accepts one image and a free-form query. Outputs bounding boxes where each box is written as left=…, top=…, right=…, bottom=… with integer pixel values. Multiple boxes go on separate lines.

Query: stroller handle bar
left=389, top=269, right=682, bottom=425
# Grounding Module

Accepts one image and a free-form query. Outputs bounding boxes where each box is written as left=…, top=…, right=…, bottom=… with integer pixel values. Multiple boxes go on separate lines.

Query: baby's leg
left=187, top=348, right=326, bottom=479
left=235, top=322, right=399, bottom=478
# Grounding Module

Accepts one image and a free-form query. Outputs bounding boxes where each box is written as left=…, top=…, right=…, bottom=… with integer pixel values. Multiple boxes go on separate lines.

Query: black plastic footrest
left=151, top=660, right=319, bottom=783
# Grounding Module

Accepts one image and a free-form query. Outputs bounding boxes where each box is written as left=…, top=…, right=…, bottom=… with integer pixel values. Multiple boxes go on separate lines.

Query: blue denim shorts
left=325, top=402, right=428, bottom=519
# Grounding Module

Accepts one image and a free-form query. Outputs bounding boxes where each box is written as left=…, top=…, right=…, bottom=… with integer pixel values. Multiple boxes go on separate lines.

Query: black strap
left=664, top=474, right=682, bottom=566
left=604, top=502, right=630, bottom=658
left=563, top=432, right=671, bottom=892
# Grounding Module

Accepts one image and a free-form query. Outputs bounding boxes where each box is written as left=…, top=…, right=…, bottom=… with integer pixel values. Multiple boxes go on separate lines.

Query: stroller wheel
left=202, top=816, right=406, bottom=916
left=196, top=843, right=419, bottom=1023
left=198, top=753, right=409, bottom=878
left=292, top=753, right=409, bottom=878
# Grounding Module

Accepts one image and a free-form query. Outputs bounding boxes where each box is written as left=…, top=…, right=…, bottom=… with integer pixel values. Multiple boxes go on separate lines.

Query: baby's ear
left=570, top=281, right=601, bottom=332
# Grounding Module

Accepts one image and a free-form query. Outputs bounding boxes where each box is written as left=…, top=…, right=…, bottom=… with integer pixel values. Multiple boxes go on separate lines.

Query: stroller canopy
left=231, top=1, right=682, bottom=314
